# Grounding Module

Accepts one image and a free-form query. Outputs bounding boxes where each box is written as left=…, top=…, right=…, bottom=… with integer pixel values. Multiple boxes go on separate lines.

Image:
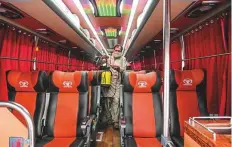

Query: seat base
left=124, top=137, right=162, bottom=147
left=35, top=137, right=85, bottom=147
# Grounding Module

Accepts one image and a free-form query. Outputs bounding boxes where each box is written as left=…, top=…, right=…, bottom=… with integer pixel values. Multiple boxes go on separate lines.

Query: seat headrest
left=88, top=71, right=101, bottom=86
left=123, top=71, right=161, bottom=93
left=6, top=70, right=48, bottom=92
left=175, top=69, right=205, bottom=91
left=49, top=71, right=88, bottom=92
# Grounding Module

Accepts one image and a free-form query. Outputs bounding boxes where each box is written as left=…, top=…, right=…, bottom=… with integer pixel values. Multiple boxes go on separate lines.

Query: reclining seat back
left=88, top=71, right=101, bottom=115
left=6, top=70, right=48, bottom=137
left=170, top=69, right=208, bottom=138
left=122, top=71, right=163, bottom=146
left=40, top=71, right=88, bottom=146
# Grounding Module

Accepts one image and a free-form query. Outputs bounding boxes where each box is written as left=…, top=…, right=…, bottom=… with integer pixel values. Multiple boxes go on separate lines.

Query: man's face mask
left=113, top=46, right=122, bottom=58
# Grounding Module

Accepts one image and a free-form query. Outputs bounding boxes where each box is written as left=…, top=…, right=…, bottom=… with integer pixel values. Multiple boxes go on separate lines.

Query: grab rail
left=0, top=101, right=34, bottom=147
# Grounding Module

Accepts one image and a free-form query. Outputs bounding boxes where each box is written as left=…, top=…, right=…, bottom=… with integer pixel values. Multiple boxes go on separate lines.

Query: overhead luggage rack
left=185, top=116, right=232, bottom=147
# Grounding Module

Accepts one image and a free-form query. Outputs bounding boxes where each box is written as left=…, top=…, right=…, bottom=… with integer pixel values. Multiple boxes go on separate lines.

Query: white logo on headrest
left=19, top=80, right=29, bottom=87
left=137, top=81, right=147, bottom=88
left=183, top=78, right=192, bottom=86
left=63, top=81, right=72, bottom=88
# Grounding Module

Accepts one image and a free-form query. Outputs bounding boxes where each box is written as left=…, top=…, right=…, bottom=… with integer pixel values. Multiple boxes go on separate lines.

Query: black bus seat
left=36, top=71, right=92, bottom=147
left=120, top=71, right=163, bottom=147
left=88, top=71, right=101, bottom=146
left=169, top=69, right=209, bottom=147
left=6, top=70, right=48, bottom=138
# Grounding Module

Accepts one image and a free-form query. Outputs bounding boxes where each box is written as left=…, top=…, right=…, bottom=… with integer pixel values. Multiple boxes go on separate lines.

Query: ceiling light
left=120, top=0, right=124, bottom=14
left=122, top=0, right=139, bottom=52
left=123, top=0, right=153, bottom=56
left=90, top=0, right=122, bottom=17
left=154, top=40, right=162, bottom=42
left=101, top=30, right=104, bottom=36
left=73, top=0, right=108, bottom=55
left=104, top=28, right=117, bottom=37
left=119, top=29, right=122, bottom=36
left=202, top=1, right=220, bottom=4
left=50, top=0, right=80, bottom=29
left=89, top=1, right=95, bottom=14
left=59, top=40, right=67, bottom=44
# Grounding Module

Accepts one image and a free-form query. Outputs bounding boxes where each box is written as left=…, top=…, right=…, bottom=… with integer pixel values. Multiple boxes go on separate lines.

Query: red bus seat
left=121, top=71, right=163, bottom=147
left=36, top=71, right=89, bottom=147
left=6, top=70, right=48, bottom=138
left=170, top=69, right=208, bottom=147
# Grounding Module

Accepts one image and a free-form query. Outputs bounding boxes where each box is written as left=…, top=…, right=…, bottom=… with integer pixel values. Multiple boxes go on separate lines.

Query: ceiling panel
left=126, top=0, right=194, bottom=60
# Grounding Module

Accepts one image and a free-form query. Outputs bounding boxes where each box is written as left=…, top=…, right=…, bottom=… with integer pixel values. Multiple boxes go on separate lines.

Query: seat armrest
left=120, top=116, right=126, bottom=147
left=120, top=85, right=123, bottom=107
left=95, top=86, right=101, bottom=122
left=81, top=116, right=93, bottom=135
left=120, top=116, right=126, bottom=129
left=120, top=85, right=124, bottom=117
left=96, top=86, right=101, bottom=107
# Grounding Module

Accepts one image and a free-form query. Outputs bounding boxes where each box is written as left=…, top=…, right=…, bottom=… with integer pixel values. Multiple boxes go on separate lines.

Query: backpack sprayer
left=95, top=55, right=112, bottom=87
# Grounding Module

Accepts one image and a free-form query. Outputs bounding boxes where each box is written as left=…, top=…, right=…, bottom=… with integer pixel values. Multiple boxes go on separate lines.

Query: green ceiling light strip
left=95, top=0, right=117, bottom=16
left=105, top=28, right=117, bottom=37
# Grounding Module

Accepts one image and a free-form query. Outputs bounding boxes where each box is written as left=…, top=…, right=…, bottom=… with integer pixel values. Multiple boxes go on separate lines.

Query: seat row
left=6, top=70, right=102, bottom=147
left=120, top=69, right=208, bottom=147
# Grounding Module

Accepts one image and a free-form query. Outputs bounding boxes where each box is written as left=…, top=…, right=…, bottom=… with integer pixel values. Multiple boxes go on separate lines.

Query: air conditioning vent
left=186, top=1, right=220, bottom=18
left=0, top=3, right=24, bottom=19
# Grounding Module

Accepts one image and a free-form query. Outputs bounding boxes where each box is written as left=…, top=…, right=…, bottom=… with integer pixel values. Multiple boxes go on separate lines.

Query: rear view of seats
left=36, top=71, right=90, bottom=147
left=6, top=70, right=48, bottom=138
left=88, top=71, right=101, bottom=119
left=169, top=69, right=209, bottom=147
left=121, top=71, right=163, bottom=147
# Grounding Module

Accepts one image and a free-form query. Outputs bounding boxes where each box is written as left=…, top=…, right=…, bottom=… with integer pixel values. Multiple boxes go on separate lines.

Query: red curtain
left=57, top=50, right=69, bottom=71
left=47, top=46, right=57, bottom=71
left=155, top=49, right=163, bottom=70
left=76, top=59, right=82, bottom=71
left=69, top=55, right=78, bottom=71
left=0, top=26, right=33, bottom=101
left=35, top=42, right=49, bottom=71
left=34, top=43, right=58, bottom=72
left=184, top=15, right=231, bottom=115
left=170, top=40, right=182, bottom=70
left=18, top=33, right=34, bottom=72
left=143, top=53, right=155, bottom=70
left=132, top=60, right=142, bottom=71
left=219, top=15, right=231, bottom=116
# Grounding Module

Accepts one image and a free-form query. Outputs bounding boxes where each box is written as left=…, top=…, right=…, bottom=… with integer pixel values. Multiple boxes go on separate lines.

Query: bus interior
left=0, top=0, right=231, bottom=147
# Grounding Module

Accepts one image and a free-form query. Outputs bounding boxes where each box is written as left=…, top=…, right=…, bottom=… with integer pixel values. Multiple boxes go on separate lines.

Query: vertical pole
left=68, top=50, right=71, bottom=71
left=32, top=57, right=36, bottom=71
left=33, top=36, right=39, bottom=71
left=163, top=0, right=171, bottom=139
left=180, top=35, right=185, bottom=70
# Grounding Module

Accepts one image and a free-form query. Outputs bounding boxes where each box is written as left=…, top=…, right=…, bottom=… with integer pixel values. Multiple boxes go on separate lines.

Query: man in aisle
left=99, top=44, right=127, bottom=129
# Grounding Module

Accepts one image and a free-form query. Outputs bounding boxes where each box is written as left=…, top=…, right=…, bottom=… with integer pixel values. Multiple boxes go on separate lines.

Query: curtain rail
left=0, top=16, right=70, bottom=51
left=142, top=52, right=231, bottom=67
left=0, top=56, right=87, bottom=67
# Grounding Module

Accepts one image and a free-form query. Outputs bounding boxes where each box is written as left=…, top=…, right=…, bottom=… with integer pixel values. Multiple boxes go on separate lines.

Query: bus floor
left=95, top=125, right=120, bottom=147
